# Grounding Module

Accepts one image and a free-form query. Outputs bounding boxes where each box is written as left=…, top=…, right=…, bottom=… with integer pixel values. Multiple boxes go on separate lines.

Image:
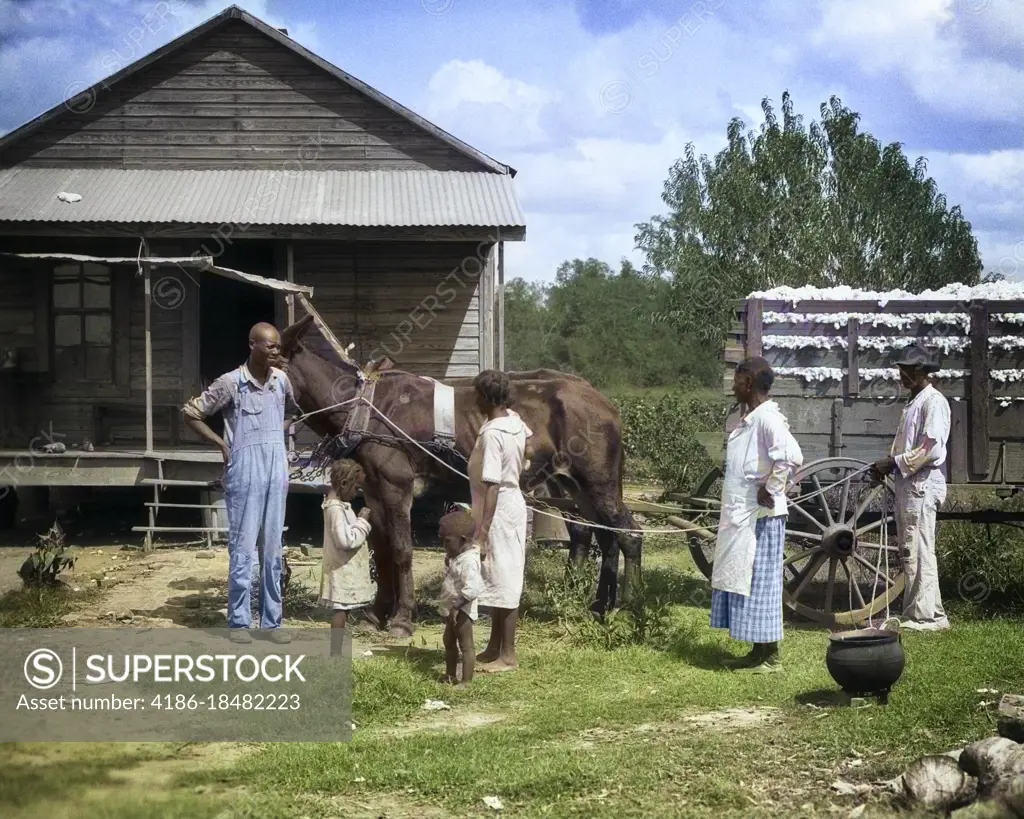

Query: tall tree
left=635, top=92, right=983, bottom=345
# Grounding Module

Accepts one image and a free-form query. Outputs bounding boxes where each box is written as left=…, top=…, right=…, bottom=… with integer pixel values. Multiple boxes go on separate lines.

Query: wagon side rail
left=720, top=295, right=1024, bottom=488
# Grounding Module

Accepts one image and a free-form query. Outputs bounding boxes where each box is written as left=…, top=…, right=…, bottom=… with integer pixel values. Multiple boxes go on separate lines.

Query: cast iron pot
left=826, top=628, right=905, bottom=703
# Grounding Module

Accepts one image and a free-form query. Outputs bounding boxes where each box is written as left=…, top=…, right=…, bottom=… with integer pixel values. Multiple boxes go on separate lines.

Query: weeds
left=531, top=551, right=675, bottom=650
left=18, top=522, right=75, bottom=589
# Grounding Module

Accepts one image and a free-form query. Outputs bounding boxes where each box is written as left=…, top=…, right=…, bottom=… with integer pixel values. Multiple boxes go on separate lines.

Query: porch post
left=142, top=239, right=154, bottom=454
left=286, top=241, right=296, bottom=326
left=497, top=233, right=505, bottom=371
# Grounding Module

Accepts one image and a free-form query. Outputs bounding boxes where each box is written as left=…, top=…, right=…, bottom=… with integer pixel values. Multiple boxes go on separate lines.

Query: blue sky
left=1, top=0, right=1022, bottom=284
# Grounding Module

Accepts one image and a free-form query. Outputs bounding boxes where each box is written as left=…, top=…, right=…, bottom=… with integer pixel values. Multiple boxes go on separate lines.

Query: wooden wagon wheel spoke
left=838, top=476, right=852, bottom=524
left=841, top=557, right=869, bottom=610
left=786, top=528, right=822, bottom=543
left=851, top=551, right=896, bottom=587
left=852, top=484, right=882, bottom=527
left=784, top=546, right=822, bottom=567
left=811, top=475, right=834, bottom=525
left=788, top=499, right=828, bottom=532
left=787, top=552, right=827, bottom=600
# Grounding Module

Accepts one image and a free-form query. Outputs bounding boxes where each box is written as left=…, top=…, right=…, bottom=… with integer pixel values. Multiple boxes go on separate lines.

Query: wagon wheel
left=683, top=466, right=838, bottom=584
left=682, top=458, right=904, bottom=628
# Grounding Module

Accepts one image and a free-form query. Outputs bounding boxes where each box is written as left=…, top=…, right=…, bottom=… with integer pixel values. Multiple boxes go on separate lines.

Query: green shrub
left=938, top=493, right=1024, bottom=616
left=609, top=389, right=731, bottom=492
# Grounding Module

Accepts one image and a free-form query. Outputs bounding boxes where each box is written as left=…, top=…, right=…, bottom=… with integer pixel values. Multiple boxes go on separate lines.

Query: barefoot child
left=319, top=459, right=374, bottom=655
left=439, top=510, right=484, bottom=686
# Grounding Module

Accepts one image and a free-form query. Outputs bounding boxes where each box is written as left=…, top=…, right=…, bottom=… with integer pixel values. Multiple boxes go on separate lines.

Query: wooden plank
left=846, top=318, right=859, bottom=397
left=767, top=375, right=1024, bottom=399
left=830, top=398, right=844, bottom=457
left=969, top=301, right=991, bottom=476
left=760, top=299, right=1024, bottom=313
left=745, top=297, right=763, bottom=358
left=32, top=265, right=51, bottom=373
left=762, top=347, right=1024, bottom=371
left=950, top=398, right=969, bottom=484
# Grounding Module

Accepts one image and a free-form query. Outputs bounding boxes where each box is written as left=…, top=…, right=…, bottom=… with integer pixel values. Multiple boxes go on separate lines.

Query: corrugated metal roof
left=0, top=168, right=525, bottom=227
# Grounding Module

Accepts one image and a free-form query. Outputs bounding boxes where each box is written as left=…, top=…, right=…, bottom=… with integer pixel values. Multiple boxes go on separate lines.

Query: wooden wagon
left=678, top=289, right=1024, bottom=627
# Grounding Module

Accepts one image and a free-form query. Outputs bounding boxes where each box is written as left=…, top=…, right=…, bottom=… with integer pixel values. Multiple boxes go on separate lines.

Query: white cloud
left=812, top=0, right=1024, bottom=121
left=424, top=59, right=558, bottom=150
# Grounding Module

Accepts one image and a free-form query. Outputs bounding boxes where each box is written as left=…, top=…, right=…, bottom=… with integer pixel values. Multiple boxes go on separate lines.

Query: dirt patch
left=683, top=706, right=782, bottom=731
left=377, top=708, right=507, bottom=737
left=296, top=792, right=455, bottom=819
left=568, top=707, right=782, bottom=751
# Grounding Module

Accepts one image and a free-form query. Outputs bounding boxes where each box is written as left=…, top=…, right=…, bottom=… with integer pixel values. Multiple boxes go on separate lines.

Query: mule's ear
left=280, top=313, right=315, bottom=356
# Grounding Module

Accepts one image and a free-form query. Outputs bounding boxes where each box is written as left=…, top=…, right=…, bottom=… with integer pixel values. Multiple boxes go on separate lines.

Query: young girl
left=319, top=459, right=375, bottom=653
left=438, top=509, right=484, bottom=687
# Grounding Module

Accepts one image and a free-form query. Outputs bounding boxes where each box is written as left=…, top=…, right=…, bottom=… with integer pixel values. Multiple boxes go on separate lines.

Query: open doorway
left=199, top=274, right=277, bottom=438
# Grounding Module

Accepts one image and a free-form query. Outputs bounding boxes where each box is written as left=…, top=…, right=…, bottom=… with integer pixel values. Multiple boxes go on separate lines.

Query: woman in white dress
left=469, top=370, right=532, bottom=673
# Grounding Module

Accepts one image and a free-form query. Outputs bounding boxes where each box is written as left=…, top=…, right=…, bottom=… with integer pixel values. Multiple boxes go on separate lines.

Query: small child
left=438, top=510, right=484, bottom=687
left=319, top=459, right=375, bottom=655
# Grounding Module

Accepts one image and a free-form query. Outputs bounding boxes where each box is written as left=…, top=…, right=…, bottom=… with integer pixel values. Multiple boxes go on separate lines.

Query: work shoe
left=267, top=629, right=292, bottom=644
left=721, top=650, right=760, bottom=670
left=741, top=657, right=783, bottom=674
left=900, top=618, right=950, bottom=632
left=229, top=629, right=252, bottom=644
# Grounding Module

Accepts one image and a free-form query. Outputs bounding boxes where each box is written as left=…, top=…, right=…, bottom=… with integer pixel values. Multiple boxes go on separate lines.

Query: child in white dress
left=319, top=459, right=375, bottom=654
left=438, top=509, right=484, bottom=687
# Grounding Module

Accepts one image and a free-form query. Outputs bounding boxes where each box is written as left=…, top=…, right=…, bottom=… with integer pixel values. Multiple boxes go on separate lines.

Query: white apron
left=711, top=422, right=762, bottom=597
left=711, top=400, right=800, bottom=597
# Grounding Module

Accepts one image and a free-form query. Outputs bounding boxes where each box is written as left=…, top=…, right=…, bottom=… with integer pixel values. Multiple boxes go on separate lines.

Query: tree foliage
left=635, top=92, right=983, bottom=346
left=504, top=258, right=719, bottom=389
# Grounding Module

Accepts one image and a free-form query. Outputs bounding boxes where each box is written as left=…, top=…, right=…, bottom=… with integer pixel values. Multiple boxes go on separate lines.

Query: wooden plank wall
left=723, top=297, right=1024, bottom=484
left=0, top=19, right=490, bottom=171
left=290, top=240, right=482, bottom=449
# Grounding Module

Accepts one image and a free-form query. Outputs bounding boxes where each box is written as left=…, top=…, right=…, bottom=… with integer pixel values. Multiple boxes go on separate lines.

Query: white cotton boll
left=750, top=282, right=1024, bottom=302
left=763, top=335, right=845, bottom=350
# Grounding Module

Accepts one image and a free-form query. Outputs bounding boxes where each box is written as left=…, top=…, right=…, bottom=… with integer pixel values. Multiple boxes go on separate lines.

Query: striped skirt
left=710, top=515, right=786, bottom=643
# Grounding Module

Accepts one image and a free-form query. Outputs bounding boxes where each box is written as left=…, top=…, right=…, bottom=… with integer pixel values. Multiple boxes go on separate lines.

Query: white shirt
left=730, top=400, right=804, bottom=517
left=891, top=384, right=950, bottom=479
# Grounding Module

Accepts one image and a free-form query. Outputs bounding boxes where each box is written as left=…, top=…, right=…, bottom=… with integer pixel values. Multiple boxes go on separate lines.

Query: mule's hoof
left=388, top=621, right=414, bottom=639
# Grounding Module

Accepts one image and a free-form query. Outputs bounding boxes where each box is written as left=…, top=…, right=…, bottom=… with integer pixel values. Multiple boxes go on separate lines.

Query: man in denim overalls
left=183, top=323, right=299, bottom=643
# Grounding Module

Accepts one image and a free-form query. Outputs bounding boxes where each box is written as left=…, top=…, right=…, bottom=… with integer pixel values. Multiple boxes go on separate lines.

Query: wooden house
left=0, top=5, right=524, bottom=531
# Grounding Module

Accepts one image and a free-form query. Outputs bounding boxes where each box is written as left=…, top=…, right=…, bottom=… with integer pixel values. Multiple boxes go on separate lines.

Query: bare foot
left=478, top=660, right=518, bottom=674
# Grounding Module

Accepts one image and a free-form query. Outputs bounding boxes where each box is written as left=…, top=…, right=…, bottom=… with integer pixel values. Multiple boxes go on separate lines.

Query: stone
left=997, top=695, right=1024, bottom=744
left=185, top=597, right=202, bottom=609
left=196, top=550, right=216, bottom=560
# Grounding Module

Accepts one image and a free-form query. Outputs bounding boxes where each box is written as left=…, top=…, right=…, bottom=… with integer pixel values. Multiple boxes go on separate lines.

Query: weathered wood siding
left=724, top=298, right=1024, bottom=484
left=290, top=240, right=484, bottom=449
left=0, top=20, right=489, bottom=172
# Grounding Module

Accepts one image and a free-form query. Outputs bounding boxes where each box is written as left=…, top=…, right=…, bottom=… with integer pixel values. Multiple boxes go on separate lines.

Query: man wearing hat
left=870, top=345, right=951, bottom=632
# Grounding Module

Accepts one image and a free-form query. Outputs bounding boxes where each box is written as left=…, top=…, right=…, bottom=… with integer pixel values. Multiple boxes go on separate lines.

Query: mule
left=279, top=314, right=640, bottom=637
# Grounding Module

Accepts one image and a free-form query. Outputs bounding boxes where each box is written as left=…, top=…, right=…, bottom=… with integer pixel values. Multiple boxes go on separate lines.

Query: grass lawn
left=2, top=536, right=1022, bottom=818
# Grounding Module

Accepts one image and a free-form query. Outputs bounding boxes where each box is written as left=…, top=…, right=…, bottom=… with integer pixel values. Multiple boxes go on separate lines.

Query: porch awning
left=0, top=251, right=313, bottom=295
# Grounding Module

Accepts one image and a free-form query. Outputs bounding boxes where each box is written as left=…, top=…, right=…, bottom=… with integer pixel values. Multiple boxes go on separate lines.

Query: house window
left=52, top=262, right=113, bottom=382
